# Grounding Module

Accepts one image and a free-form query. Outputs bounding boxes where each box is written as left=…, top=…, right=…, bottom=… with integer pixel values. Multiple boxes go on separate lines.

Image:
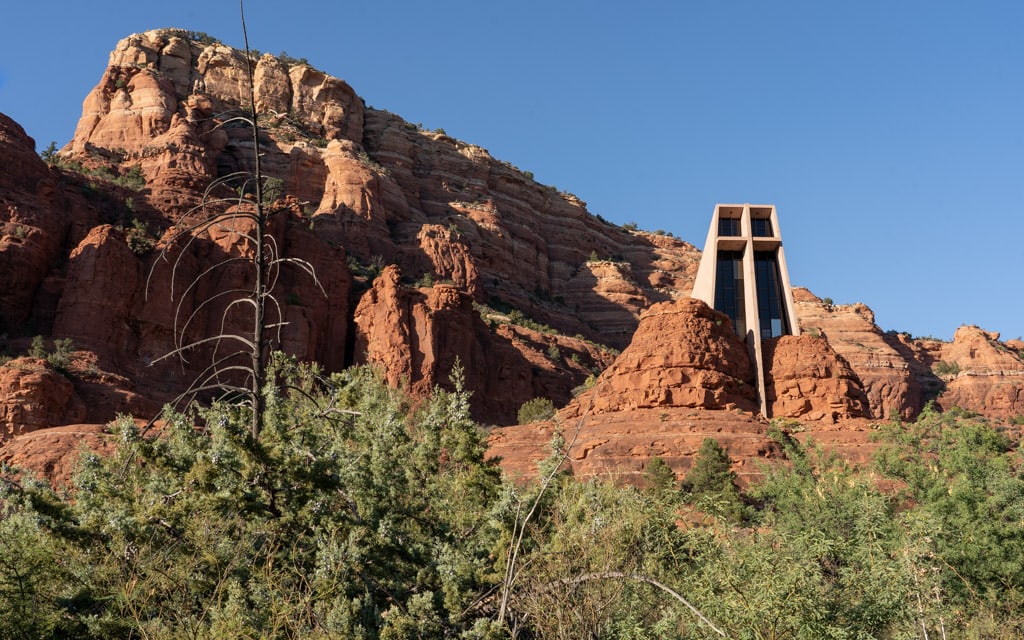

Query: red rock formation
left=489, top=298, right=905, bottom=483
left=489, top=407, right=782, bottom=487
left=935, top=326, right=1024, bottom=418
left=763, top=334, right=869, bottom=423
left=60, top=30, right=701, bottom=351
left=794, top=290, right=920, bottom=419
left=14, top=28, right=698, bottom=429
left=0, top=115, right=87, bottom=334
left=567, top=298, right=759, bottom=416
left=0, top=359, right=86, bottom=442
left=0, top=424, right=116, bottom=487
left=353, top=266, right=614, bottom=424
left=53, top=225, right=143, bottom=361
left=3, top=29, right=1023, bottom=484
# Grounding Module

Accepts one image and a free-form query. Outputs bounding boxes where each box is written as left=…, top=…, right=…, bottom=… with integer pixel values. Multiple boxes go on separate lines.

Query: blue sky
left=2, top=1, right=1021, bottom=341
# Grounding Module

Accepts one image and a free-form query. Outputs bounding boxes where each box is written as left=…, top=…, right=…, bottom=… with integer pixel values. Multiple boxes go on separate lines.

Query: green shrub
left=683, top=437, right=746, bottom=522
left=571, top=373, right=597, bottom=397
left=277, top=51, right=309, bottom=66
left=262, top=176, right=284, bottom=205
left=39, top=141, right=58, bottom=165
left=643, top=456, right=678, bottom=496
left=125, top=219, right=154, bottom=256
left=518, top=397, right=555, bottom=424
left=47, top=338, right=74, bottom=371
left=415, top=272, right=435, bottom=288
left=932, top=360, right=961, bottom=377
left=29, top=335, right=46, bottom=359
left=546, top=344, right=561, bottom=362
left=113, top=164, right=146, bottom=191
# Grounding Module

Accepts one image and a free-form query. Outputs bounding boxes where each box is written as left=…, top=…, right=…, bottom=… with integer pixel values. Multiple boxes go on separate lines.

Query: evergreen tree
left=683, top=437, right=745, bottom=522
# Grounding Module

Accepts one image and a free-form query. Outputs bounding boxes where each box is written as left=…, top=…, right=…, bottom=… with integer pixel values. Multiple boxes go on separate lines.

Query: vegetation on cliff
left=1, top=363, right=1022, bottom=638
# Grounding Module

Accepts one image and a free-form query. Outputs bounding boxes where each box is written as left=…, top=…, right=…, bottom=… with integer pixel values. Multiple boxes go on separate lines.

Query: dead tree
left=148, top=2, right=323, bottom=440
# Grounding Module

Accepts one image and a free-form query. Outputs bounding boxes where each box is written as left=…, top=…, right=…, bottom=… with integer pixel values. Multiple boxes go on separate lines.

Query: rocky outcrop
left=793, top=289, right=921, bottom=419
left=489, top=407, right=782, bottom=487
left=0, top=115, right=96, bottom=335
left=934, top=326, right=1024, bottom=418
left=0, top=28, right=701, bottom=435
left=0, top=423, right=116, bottom=488
left=60, top=30, right=701, bottom=349
left=492, top=299, right=767, bottom=483
left=353, top=266, right=615, bottom=424
left=763, top=334, right=869, bottom=423
left=0, top=359, right=86, bottom=442
left=2, top=29, right=1022, bottom=484
left=567, top=298, right=759, bottom=416
left=53, top=225, right=143, bottom=360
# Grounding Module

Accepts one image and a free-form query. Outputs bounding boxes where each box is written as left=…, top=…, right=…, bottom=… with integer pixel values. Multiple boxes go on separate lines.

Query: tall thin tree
left=148, top=2, right=323, bottom=439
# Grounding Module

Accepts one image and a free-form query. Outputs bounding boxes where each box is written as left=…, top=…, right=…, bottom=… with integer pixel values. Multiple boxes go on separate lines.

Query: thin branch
left=551, top=572, right=728, bottom=638
left=498, top=386, right=596, bottom=627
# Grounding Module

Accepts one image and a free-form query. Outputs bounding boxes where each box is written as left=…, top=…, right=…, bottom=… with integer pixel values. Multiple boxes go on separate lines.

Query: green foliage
left=545, top=343, right=561, bottom=362
left=571, top=372, right=597, bottom=397
left=518, top=396, right=555, bottom=424
left=347, top=254, right=387, bottom=281
left=474, top=298, right=559, bottom=336
left=414, top=271, right=435, bottom=288
left=873, top=406, right=1024, bottom=634
left=3, top=362, right=1024, bottom=638
left=622, top=220, right=639, bottom=231
left=112, top=164, right=146, bottom=190
left=642, top=456, right=679, bottom=499
left=124, top=218, right=154, bottom=255
left=277, top=51, right=309, bottom=66
left=39, top=140, right=58, bottom=165
left=29, top=335, right=46, bottom=359
left=744, top=441, right=911, bottom=636
left=48, top=152, right=146, bottom=192
left=47, top=338, right=74, bottom=371
left=0, top=358, right=503, bottom=638
left=22, top=336, right=75, bottom=370
left=171, top=29, right=221, bottom=45
left=683, top=438, right=746, bottom=522
left=261, top=175, right=284, bottom=205
left=356, top=151, right=389, bottom=175
left=507, top=479, right=692, bottom=638
left=932, top=359, right=961, bottom=377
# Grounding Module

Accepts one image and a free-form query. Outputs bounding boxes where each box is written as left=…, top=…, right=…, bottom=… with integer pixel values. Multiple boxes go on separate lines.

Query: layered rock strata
left=1, top=30, right=1023, bottom=486
left=490, top=298, right=872, bottom=484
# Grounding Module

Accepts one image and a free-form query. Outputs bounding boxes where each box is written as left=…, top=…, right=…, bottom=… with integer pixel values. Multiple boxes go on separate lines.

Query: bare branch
left=550, top=572, right=728, bottom=638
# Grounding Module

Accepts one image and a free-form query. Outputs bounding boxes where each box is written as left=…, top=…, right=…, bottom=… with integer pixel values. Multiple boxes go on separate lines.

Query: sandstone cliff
left=0, top=28, right=697, bottom=440
left=1, top=29, right=1022, bottom=485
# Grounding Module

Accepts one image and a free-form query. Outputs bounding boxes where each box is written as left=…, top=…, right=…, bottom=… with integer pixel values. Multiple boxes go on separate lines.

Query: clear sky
left=2, top=1, right=1021, bottom=341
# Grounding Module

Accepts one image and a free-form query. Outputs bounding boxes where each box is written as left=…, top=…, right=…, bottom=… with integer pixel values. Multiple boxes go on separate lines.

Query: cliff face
left=0, top=28, right=691, bottom=442
left=2, top=29, right=1023, bottom=484
left=63, top=29, right=701, bottom=344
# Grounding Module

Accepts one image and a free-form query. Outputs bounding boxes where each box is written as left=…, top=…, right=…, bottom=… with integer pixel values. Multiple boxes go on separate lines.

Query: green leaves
left=2, top=369, right=1023, bottom=638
